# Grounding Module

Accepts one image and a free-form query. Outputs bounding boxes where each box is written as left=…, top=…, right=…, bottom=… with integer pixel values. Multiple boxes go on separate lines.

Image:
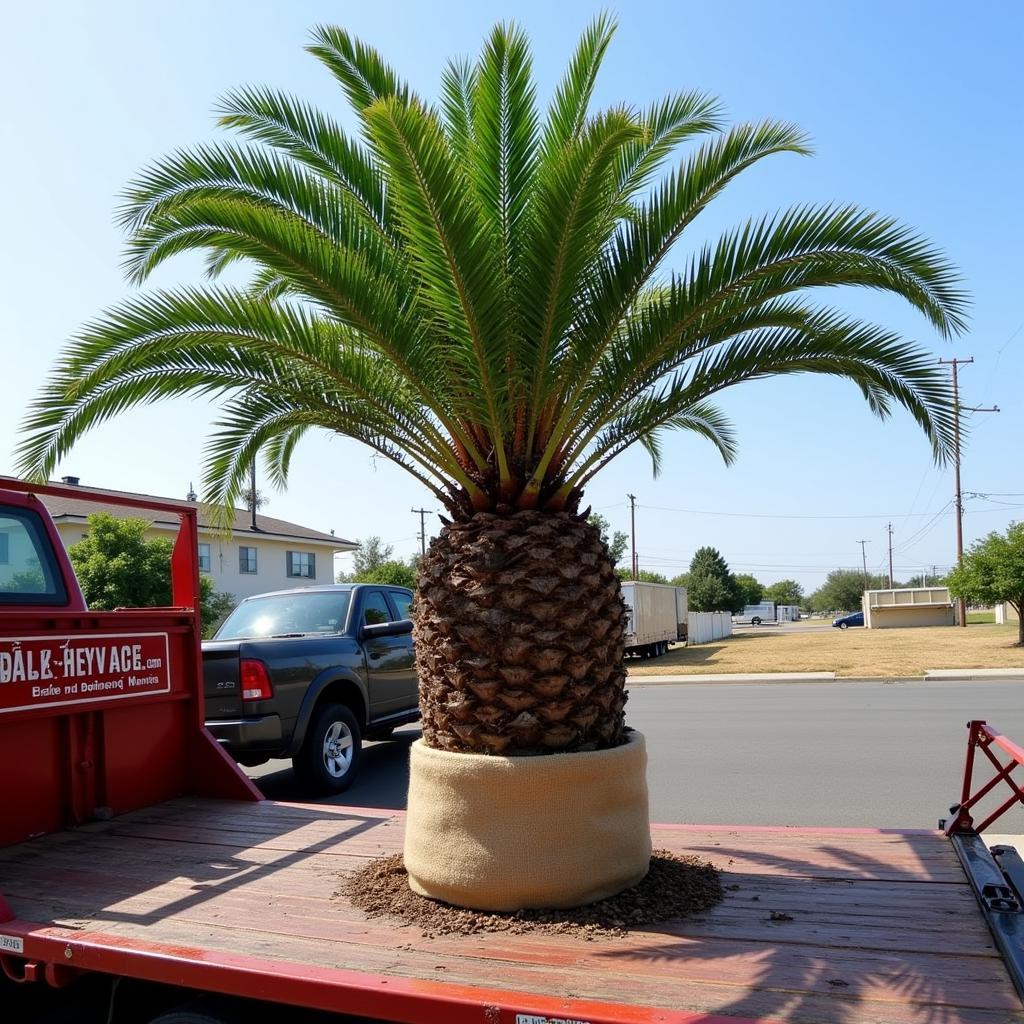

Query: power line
left=638, top=503, right=960, bottom=521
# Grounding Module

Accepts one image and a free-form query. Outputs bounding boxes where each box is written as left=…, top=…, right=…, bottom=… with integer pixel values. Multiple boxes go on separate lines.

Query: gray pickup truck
left=202, top=584, right=419, bottom=794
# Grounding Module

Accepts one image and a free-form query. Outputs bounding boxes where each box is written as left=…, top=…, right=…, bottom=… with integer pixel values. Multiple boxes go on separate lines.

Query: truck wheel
left=751, top=616, right=761, bottom=626
left=293, top=703, right=362, bottom=794
left=149, top=1003, right=243, bottom=1024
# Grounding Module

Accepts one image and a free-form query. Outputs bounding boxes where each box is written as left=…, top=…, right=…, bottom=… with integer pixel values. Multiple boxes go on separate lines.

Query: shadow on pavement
left=248, top=725, right=419, bottom=809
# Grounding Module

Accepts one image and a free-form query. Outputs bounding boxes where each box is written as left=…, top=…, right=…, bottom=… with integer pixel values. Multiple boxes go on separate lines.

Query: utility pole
left=249, top=461, right=258, bottom=531
left=886, top=522, right=894, bottom=588
left=627, top=494, right=638, bottom=580
left=411, top=507, right=431, bottom=558
left=937, top=357, right=999, bottom=626
left=856, top=540, right=870, bottom=591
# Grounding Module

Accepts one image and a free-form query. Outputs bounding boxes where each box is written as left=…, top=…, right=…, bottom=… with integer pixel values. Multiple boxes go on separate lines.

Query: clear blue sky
left=3, top=1, right=1021, bottom=592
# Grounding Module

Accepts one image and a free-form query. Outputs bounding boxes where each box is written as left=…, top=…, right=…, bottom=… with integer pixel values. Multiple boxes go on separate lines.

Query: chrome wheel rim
left=323, top=720, right=354, bottom=778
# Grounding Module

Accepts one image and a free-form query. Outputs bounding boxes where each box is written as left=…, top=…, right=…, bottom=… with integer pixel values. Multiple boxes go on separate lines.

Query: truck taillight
left=240, top=659, right=273, bottom=702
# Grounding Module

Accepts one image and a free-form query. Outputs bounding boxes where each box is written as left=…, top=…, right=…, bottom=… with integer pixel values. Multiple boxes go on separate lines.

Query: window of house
left=197, top=542, right=211, bottom=573
left=287, top=551, right=315, bottom=579
left=239, top=546, right=258, bottom=574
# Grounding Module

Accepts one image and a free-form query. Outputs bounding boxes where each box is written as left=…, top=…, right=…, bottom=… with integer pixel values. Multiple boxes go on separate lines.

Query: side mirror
left=361, top=618, right=414, bottom=640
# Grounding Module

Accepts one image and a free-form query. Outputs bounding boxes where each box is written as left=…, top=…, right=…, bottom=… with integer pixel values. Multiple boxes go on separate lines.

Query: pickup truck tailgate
left=202, top=644, right=242, bottom=718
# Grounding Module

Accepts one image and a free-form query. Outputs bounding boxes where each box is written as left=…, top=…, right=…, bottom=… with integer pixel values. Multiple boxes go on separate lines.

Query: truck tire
left=150, top=1013, right=234, bottom=1024
left=149, top=1003, right=243, bottom=1024
left=293, top=702, right=362, bottom=794
left=751, top=616, right=762, bottom=626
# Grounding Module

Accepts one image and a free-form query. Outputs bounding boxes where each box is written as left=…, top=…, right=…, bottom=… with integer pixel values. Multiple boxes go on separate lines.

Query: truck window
left=215, top=591, right=352, bottom=639
left=361, top=591, right=392, bottom=626
left=0, top=507, right=67, bottom=606
left=389, top=590, right=414, bottom=620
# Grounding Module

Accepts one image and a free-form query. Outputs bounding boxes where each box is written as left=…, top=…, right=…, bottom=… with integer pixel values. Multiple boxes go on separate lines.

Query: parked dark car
left=832, top=611, right=865, bottom=629
left=202, top=584, right=419, bottom=793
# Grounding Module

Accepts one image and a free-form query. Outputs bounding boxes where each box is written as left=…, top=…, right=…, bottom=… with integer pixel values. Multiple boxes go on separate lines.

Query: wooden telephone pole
left=937, top=358, right=999, bottom=627
left=411, top=507, right=432, bottom=558
left=627, top=494, right=638, bottom=580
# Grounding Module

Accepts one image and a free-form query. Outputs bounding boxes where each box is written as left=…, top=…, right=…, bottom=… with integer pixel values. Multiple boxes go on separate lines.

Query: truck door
left=358, top=589, right=416, bottom=717
left=386, top=588, right=419, bottom=708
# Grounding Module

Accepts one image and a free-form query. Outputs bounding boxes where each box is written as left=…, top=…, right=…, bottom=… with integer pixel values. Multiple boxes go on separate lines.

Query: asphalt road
left=250, top=676, right=1024, bottom=832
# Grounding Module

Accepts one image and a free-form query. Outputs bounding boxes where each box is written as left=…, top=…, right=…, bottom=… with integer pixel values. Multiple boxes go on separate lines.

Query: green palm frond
left=214, top=86, right=392, bottom=235
left=19, top=18, right=968, bottom=518
left=307, top=25, right=413, bottom=115
left=541, top=12, right=616, bottom=160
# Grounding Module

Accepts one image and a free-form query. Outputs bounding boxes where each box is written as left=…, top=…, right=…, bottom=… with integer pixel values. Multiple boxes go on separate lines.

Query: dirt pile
left=340, top=851, right=722, bottom=938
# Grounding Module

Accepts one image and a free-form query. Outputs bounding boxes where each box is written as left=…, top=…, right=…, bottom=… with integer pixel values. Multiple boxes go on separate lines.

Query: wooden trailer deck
left=1, top=798, right=1021, bottom=1024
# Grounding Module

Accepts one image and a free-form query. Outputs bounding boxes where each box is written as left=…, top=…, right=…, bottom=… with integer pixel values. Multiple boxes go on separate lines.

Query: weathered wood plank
left=2, top=798, right=1021, bottom=1024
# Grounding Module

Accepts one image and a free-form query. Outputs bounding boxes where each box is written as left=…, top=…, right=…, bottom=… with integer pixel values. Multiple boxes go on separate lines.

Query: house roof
left=37, top=481, right=354, bottom=550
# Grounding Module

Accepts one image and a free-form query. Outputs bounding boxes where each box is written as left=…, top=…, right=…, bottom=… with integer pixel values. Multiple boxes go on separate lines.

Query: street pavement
left=250, top=675, right=1024, bottom=832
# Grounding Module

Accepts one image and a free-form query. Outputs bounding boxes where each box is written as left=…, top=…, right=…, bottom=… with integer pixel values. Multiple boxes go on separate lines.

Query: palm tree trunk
left=414, top=510, right=627, bottom=754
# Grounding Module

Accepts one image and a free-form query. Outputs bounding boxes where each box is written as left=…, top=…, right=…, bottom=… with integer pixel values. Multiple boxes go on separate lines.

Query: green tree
left=20, top=18, right=964, bottom=907
left=808, top=569, right=889, bottom=613
left=734, top=573, right=763, bottom=606
left=358, top=559, right=418, bottom=589
left=687, top=546, right=743, bottom=612
left=948, top=523, right=1024, bottom=645
left=70, top=514, right=176, bottom=608
left=687, top=571, right=736, bottom=613
left=764, top=579, right=804, bottom=606
left=337, top=535, right=419, bottom=588
left=618, top=568, right=670, bottom=584
left=589, top=512, right=629, bottom=567
left=68, top=513, right=234, bottom=637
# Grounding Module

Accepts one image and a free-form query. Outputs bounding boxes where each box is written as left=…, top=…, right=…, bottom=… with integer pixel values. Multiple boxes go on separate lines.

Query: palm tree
left=21, top=19, right=964, bottom=758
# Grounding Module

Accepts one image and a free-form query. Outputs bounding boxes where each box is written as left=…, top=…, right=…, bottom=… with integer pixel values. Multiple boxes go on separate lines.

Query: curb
left=924, top=668, right=1024, bottom=681
left=627, top=669, right=1022, bottom=685
left=628, top=672, right=836, bottom=685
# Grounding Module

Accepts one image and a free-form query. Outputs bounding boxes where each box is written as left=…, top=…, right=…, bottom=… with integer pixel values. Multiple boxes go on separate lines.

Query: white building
left=862, top=587, right=956, bottom=628
left=39, top=478, right=355, bottom=602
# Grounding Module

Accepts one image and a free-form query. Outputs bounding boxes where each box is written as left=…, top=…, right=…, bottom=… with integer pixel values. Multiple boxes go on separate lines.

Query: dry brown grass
left=627, top=623, right=1024, bottom=678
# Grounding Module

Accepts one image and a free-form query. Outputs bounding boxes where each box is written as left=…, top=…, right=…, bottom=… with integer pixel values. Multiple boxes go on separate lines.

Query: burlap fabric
left=403, top=731, right=651, bottom=910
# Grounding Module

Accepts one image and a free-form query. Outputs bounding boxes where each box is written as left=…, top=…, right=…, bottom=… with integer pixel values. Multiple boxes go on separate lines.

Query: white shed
left=862, top=587, right=955, bottom=629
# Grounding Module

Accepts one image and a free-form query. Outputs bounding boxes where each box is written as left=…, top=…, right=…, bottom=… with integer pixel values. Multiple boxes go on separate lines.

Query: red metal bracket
left=945, top=720, right=1024, bottom=835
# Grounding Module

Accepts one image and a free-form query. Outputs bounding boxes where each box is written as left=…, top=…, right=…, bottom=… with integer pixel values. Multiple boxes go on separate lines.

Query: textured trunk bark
left=413, top=510, right=627, bottom=754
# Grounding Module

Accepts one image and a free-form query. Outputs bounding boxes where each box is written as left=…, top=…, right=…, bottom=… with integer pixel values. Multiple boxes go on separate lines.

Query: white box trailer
left=735, top=601, right=776, bottom=625
left=777, top=604, right=801, bottom=622
left=675, top=586, right=689, bottom=642
left=621, top=582, right=682, bottom=658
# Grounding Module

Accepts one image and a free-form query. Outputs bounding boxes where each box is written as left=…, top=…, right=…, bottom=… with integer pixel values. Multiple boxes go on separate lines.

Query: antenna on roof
left=186, top=482, right=197, bottom=502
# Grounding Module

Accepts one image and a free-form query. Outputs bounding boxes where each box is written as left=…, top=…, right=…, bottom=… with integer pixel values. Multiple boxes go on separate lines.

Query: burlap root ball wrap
left=403, top=731, right=651, bottom=911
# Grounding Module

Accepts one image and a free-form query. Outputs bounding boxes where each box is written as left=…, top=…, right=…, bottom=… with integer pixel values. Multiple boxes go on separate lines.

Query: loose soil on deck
left=341, top=851, right=722, bottom=937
